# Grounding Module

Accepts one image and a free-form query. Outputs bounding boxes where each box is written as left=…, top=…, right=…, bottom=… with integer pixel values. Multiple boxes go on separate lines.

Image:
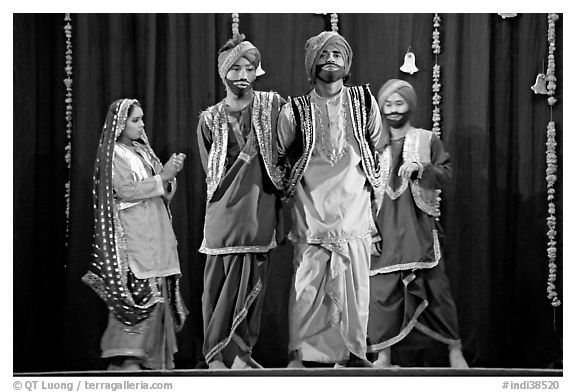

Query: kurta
left=278, top=86, right=383, bottom=363
left=100, top=143, right=182, bottom=369
left=197, top=92, right=284, bottom=366
left=113, top=143, right=180, bottom=278
left=368, top=130, right=462, bottom=353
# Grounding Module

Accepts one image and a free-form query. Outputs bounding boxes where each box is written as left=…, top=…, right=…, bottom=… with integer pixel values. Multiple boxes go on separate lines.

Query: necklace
left=313, top=93, right=349, bottom=165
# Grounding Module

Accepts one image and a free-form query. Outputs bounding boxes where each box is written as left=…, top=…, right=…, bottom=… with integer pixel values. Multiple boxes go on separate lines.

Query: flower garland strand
left=430, top=13, right=443, bottom=220
left=64, top=13, right=73, bottom=248
left=431, top=13, right=442, bottom=138
left=231, top=13, right=240, bottom=39
left=545, top=13, right=560, bottom=309
left=330, top=13, right=339, bottom=32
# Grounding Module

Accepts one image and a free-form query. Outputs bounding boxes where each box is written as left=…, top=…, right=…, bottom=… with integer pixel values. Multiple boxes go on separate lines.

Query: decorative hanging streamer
left=313, top=13, right=339, bottom=31
left=231, top=13, right=240, bottom=39
left=64, top=13, right=73, bottom=248
left=330, top=13, right=339, bottom=32
left=431, top=13, right=442, bottom=137
left=230, top=13, right=265, bottom=76
left=400, top=46, right=419, bottom=75
left=544, top=13, right=560, bottom=309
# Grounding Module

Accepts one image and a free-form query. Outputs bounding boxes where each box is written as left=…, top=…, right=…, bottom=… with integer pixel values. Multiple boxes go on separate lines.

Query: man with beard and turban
left=276, top=31, right=384, bottom=368
left=196, top=34, right=285, bottom=370
left=367, top=79, right=468, bottom=368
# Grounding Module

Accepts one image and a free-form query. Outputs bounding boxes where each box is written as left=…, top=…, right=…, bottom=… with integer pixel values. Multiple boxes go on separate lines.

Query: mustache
left=321, top=62, right=343, bottom=68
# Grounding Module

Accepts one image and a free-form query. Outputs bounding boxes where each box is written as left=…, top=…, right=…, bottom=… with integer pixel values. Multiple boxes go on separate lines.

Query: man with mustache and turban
left=196, top=34, right=285, bottom=370
left=277, top=31, right=384, bottom=368
left=368, top=79, right=468, bottom=368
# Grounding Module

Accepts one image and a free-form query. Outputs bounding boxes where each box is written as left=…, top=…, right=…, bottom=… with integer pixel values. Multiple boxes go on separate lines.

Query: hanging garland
left=231, top=13, right=240, bottom=39
left=330, top=13, right=339, bottom=32
left=431, top=13, right=442, bottom=137
left=64, top=13, right=73, bottom=246
left=230, top=13, right=266, bottom=76
left=545, top=13, right=560, bottom=308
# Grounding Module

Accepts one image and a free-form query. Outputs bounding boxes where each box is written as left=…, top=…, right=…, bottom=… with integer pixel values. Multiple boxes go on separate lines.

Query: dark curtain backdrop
left=13, top=13, right=562, bottom=372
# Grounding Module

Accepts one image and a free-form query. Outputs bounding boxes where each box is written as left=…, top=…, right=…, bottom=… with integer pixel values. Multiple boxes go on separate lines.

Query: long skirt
left=288, top=238, right=371, bottom=363
left=201, top=252, right=269, bottom=366
left=101, top=278, right=178, bottom=370
left=367, top=259, right=462, bottom=353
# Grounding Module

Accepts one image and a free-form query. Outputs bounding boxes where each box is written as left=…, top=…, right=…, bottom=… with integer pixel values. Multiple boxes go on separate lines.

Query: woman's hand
left=160, top=153, right=187, bottom=182
left=172, top=153, right=187, bottom=172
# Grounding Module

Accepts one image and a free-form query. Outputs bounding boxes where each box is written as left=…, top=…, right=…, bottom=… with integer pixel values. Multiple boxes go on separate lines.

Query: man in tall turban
left=367, top=79, right=468, bottom=368
left=197, top=34, right=285, bottom=370
left=277, top=31, right=384, bottom=368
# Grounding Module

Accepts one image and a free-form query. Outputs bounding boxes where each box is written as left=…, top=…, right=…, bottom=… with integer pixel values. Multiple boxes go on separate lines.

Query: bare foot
left=287, top=359, right=305, bottom=368
left=108, top=358, right=142, bottom=371
left=372, top=348, right=392, bottom=368
left=287, top=350, right=305, bottom=368
left=231, top=356, right=251, bottom=369
left=373, top=359, right=393, bottom=368
left=449, top=347, right=469, bottom=369
left=208, top=360, right=229, bottom=370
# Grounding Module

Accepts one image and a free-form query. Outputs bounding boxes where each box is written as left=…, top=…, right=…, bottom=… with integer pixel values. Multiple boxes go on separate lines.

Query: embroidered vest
left=283, top=85, right=382, bottom=199
left=203, top=91, right=285, bottom=201
left=380, top=128, right=442, bottom=218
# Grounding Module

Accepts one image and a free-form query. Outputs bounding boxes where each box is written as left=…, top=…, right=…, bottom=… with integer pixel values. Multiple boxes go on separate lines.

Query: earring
left=400, top=46, right=419, bottom=75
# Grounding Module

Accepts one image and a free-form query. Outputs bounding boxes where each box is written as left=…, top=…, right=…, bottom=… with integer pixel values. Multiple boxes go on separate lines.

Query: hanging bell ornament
left=400, top=49, right=419, bottom=75
left=531, top=73, right=548, bottom=94
left=256, top=61, right=266, bottom=76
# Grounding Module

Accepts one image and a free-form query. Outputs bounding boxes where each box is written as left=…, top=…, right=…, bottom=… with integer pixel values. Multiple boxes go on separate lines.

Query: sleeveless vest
left=283, top=85, right=382, bottom=199
left=379, top=127, right=442, bottom=218
left=202, top=91, right=285, bottom=201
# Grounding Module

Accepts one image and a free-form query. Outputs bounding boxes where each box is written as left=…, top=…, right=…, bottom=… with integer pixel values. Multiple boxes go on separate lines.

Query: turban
left=304, top=31, right=353, bottom=82
left=217, top=40, right=261, bottom=80
left=377, top=79, right=417, bottom=112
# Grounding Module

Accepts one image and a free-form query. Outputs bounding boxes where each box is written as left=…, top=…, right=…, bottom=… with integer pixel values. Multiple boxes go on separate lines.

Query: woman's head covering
left=377, top=79, right=418, bottom=112
left=304, top=31, right=353, bottom=82
left=217, top=34, right=262, bottom=81
left=82, top=98, right=165, bottom=326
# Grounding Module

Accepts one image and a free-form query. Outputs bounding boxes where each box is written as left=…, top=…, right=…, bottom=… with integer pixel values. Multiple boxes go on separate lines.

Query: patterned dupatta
left=82, top=98, right=187, bottom=329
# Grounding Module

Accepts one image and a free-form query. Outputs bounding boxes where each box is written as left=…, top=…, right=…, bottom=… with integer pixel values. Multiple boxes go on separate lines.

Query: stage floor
left=14, top=367, right=563, bottom=377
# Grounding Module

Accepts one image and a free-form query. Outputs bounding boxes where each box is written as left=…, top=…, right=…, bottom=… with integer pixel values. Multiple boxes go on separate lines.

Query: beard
left=315, top=63, right=347, bottom=83
left=225, top=78, right=253, bottom=97
left=385, top=110, right=412, bottom=129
